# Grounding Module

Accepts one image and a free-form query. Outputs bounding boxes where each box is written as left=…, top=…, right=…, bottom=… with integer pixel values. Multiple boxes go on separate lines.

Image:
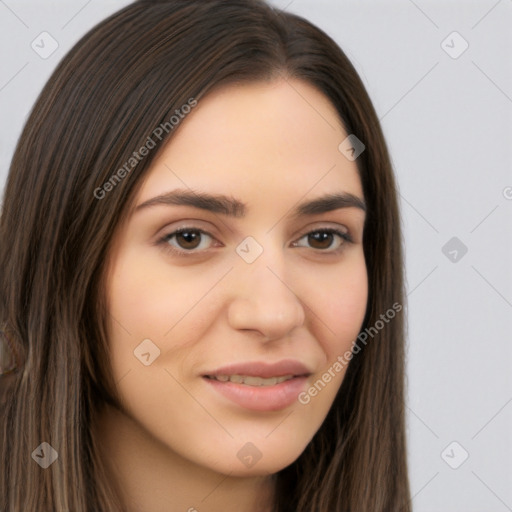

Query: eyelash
left=157, top=226, right=353, bottom=257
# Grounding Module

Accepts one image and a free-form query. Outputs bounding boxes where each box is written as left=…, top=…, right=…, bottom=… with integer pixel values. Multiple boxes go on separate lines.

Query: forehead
left=136, top=78, right=363, bottom=207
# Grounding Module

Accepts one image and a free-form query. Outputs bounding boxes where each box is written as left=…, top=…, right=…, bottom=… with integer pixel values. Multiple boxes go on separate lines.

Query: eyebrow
left=134, top=188, right=366, bottom=218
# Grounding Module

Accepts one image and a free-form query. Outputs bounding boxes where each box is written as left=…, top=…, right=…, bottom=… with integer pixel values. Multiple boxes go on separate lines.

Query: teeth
left=209, top=374, right=294, bottom=386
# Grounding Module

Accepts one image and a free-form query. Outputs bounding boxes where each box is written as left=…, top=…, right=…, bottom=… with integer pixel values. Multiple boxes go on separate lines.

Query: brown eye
left=160, top=227, right=216, bottom=254
left=293, top=228, right=351, bottom=253
left=308, top=231, right=335, bottom=250
left=174, top=230, right=202, bottom=250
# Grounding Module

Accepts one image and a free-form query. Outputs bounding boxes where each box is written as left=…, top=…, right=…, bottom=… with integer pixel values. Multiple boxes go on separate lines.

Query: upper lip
left=203, top=359, right=312, bottom=378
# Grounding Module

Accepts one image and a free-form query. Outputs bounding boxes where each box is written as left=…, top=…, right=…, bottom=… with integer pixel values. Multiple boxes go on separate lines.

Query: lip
left=202, top=360, right=311, bottom=412
left=203, top=360, right=311, bottom=379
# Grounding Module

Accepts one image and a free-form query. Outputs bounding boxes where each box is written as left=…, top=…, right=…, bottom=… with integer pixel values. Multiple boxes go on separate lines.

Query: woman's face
left=104, top=78, right=368, bottom=476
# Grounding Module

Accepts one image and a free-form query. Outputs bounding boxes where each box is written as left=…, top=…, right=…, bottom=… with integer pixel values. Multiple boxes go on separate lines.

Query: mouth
left=201, top=360, right=311, bottom=411
left=204, top=374, right=297, bottom=386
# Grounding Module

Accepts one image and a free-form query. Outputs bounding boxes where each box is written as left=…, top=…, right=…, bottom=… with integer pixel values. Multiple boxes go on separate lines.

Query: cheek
left=310, top=257, right=368, bottom=361
left=104, top=249, right=181, bottom=376
left=106, top=247, right=211, bottom=339
left=295, top=258, right=367, bottom=419
left=105, top=248, right=229, bottom=381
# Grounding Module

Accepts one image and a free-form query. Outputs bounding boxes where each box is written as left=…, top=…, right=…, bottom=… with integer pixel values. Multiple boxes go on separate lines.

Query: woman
left=0, top=0, right=410, bottom=510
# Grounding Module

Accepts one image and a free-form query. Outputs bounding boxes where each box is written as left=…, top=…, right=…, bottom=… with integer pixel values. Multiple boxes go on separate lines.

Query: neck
left=93, top=403, right=276, bottom=512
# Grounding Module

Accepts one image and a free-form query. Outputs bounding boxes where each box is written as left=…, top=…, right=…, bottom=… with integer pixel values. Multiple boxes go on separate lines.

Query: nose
left=227, top=246, right=306, bottom=342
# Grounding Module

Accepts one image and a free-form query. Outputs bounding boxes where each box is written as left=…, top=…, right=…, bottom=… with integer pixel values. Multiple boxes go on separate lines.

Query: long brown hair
left=0, top=0, right=410, bottom=510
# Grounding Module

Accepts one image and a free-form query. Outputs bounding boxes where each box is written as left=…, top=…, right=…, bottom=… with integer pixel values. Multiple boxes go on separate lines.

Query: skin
left=96, top=78, right=368, bottom=512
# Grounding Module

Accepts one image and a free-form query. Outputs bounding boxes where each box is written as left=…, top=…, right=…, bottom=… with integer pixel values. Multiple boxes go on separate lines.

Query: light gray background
left=1, top=1, right=511, bottom=510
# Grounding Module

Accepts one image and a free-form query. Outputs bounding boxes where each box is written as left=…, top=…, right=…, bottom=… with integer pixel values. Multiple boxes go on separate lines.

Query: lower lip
left=203, top=376, right=309, bottom=412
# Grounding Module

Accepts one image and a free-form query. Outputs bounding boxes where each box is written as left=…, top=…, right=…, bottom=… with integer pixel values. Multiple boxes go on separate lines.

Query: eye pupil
left=309, top=232, right=333, bottom=249
left=176, top=231, right=201, bottom=249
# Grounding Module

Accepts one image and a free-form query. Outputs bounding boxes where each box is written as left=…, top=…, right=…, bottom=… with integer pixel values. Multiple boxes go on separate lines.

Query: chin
left=203, top=443, right=306, bottom=478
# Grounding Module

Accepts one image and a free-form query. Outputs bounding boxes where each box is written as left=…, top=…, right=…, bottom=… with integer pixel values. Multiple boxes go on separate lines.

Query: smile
left=203, top=374, right=310, bottom=412
left=205, top=374, right=295, bottom=386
